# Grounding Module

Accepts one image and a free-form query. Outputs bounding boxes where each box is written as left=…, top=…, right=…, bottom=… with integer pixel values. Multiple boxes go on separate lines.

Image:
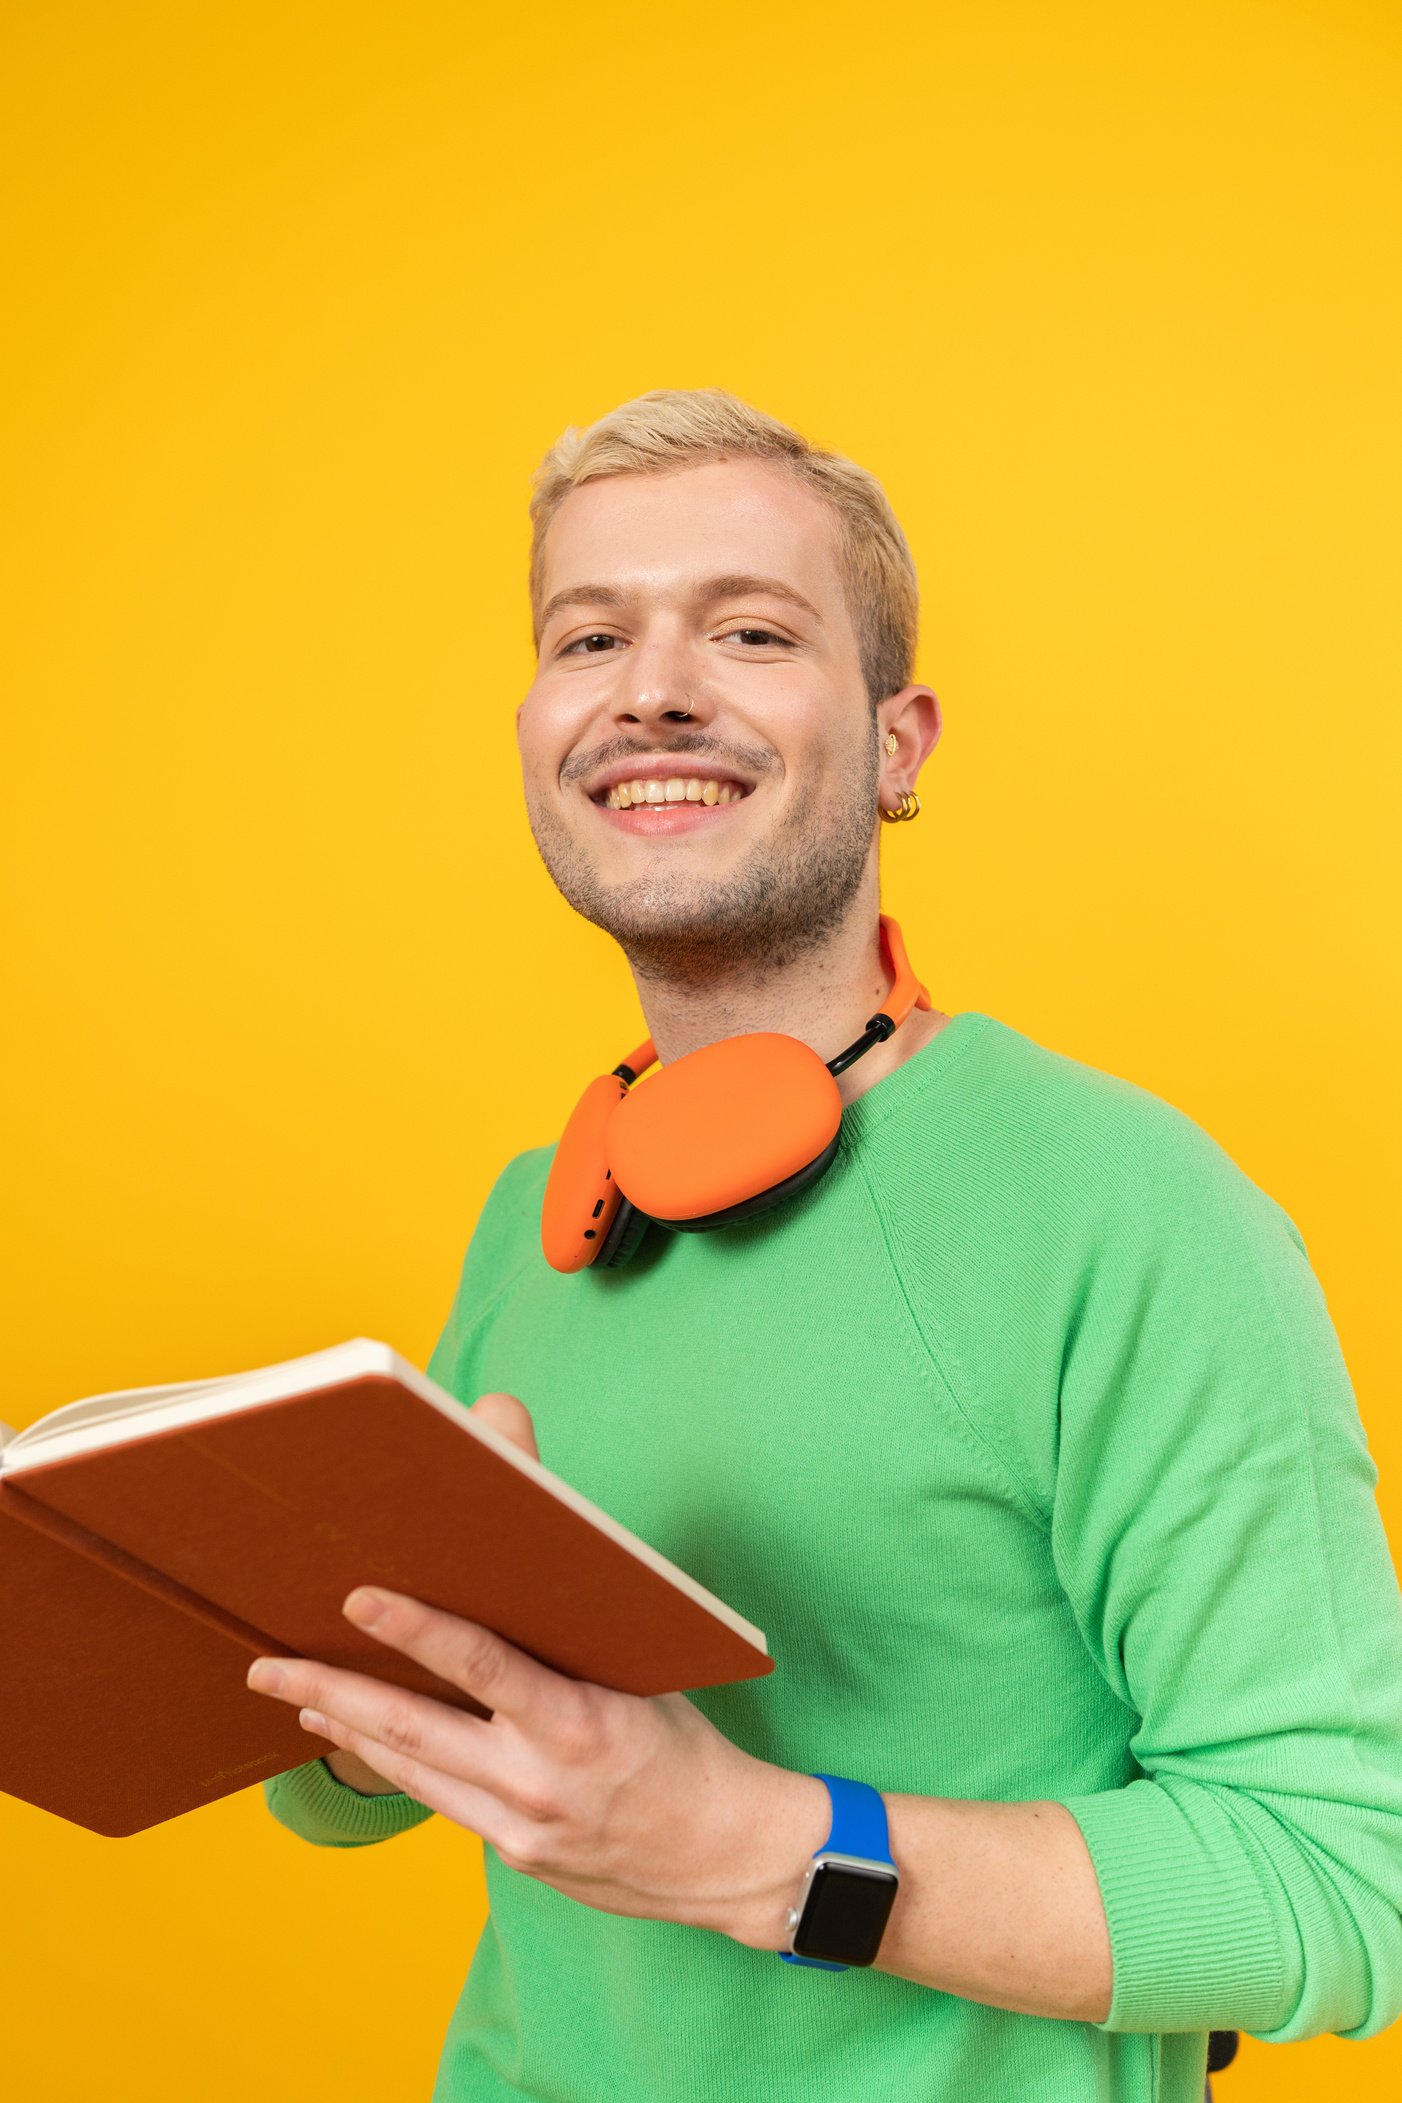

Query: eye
left=559, top=632, right=623, bottom=655
left=719, top=627, right=794, bottom=647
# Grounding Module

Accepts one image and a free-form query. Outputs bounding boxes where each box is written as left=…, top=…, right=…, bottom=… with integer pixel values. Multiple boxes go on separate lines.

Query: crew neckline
left=838, top=1009, right=995, bottom=1150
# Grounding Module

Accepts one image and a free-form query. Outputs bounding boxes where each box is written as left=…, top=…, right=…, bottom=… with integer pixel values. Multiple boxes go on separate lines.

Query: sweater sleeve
left=1050, top=1116, right=1402, bottom=2041
left=262, top=1757, right=435, bottom=1848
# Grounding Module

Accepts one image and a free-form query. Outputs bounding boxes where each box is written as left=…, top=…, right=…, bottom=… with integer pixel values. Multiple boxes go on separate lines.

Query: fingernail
left=247, top=1660, right=284, bottom=1692
left=299, top=1708, right=328, bottom=1733
left=343, top=1588, right=386, bottom=1627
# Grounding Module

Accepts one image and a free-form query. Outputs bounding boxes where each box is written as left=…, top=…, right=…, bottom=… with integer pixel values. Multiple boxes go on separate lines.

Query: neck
left=624, top=889, right=954, bottom=1109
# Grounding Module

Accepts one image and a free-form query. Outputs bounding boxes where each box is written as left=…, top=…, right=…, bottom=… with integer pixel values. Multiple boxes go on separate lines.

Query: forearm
left=875, top=1792, right=1112, bottom=2021
left=725, top=1772, right=1113, bottom=2023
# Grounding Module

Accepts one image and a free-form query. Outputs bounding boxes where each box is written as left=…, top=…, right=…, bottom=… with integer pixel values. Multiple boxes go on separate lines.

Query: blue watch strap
left=811, top=1772, right=894, bottom=1864
left=780, top=1773, right=895, bottom=1970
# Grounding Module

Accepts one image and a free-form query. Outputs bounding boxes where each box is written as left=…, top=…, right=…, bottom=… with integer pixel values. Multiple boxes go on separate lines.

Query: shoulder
left=463, top=1143, right=555, bottom=1277
left=861, top=1016, right=1318, bottom=1520
left=480, top=1142, right=555, bottom=1220
left=427, top=1143, right=555, bottom=1391
left=437, top=1143, right=554, bottom=1325
left=926, top=1013, right=1307, bottom=1259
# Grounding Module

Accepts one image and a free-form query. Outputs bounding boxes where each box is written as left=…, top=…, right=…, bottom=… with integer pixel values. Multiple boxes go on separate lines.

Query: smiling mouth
left=594, top=774, right=752, bottom=810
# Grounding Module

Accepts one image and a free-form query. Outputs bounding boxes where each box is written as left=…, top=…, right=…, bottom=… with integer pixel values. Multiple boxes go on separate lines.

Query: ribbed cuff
left=262, top=1757, right=435, bottom=1848
left=1057, top=1777, right=1294, bottom=2033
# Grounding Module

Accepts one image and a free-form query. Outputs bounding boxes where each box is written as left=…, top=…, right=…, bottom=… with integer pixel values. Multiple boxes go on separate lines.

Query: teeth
left=603, top=776, right=746, bottom=809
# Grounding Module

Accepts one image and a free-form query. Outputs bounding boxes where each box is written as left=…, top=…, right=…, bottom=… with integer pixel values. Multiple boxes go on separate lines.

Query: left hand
left=246, top=1400, right=825, bottom=1945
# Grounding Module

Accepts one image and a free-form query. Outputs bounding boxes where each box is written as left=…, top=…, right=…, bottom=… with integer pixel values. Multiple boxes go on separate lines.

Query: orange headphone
left=541, top=914, right=931, bottom=1272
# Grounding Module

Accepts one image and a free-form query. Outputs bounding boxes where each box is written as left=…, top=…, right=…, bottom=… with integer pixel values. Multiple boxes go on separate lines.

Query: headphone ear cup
left=594, top=1196, right=652, bottom=1269
left=609, top=1033, right=842, bottom=1227
left=540, top=1073, right=627, bottom=1273
left=667, top=1127, right=841, bottom=1231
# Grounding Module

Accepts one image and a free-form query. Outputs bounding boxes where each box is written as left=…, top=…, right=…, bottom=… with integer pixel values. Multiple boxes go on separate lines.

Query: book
left=0, top=1338, right=773, bottom=1839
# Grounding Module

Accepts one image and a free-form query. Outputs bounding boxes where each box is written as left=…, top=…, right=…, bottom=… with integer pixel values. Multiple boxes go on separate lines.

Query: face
left=517, top=456, right=932, bottom=982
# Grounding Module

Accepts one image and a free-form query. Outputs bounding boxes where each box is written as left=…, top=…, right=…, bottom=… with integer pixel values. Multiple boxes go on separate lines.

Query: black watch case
left=786, top=1851, right=901, bottom=1967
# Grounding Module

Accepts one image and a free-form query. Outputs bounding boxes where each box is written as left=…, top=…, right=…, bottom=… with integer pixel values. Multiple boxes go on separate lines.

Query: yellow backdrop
left=3, top=2, right=1398, bottom=2096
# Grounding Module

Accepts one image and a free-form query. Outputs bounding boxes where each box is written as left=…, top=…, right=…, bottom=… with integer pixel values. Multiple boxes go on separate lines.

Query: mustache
left=559, top=731, right=777, bottom=789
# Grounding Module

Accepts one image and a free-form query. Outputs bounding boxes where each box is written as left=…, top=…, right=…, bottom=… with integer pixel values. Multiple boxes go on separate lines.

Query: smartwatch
left=780, top=1772, right=900, bottom=1972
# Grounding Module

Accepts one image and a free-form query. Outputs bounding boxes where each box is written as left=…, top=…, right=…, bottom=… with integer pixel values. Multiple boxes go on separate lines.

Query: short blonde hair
left=529, top=387, right=919, bottom=706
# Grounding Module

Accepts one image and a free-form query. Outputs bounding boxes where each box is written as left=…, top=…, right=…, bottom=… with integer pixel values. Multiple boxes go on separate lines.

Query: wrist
left=779, top=1773, right=901, bottom=1970
left=711, top=1764, right=832, bottom=1950
left=322, top=1745, right=403, bottom=1796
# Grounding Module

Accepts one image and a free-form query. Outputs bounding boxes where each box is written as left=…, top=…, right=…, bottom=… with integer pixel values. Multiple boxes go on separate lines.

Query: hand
left=248, top=1392, right=827, bottom=1944
left=319, top=1394, right=540, bottom=1794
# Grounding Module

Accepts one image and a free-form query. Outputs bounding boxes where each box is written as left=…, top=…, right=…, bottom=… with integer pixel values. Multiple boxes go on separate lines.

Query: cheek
left=515, top=693, right=565, bottom=791
left=781, top=718, right=873, bottom=798
left=517, top=680, right=596, bottom=784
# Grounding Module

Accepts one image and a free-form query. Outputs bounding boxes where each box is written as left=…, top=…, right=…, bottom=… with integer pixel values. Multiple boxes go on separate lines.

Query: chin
left=529, top=794, right=877, bottom=971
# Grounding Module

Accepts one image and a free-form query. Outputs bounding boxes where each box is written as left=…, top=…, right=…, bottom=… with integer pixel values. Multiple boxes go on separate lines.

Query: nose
left=607, top=627, right=715, bottom=732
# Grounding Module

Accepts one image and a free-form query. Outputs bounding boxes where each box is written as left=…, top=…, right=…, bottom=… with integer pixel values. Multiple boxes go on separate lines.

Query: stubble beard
left=527, top=728, right=882, bottom=987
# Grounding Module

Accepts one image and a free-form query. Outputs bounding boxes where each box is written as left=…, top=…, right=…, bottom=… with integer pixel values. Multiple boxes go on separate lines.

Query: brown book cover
left=0, top=1340, right=773, bottom=1839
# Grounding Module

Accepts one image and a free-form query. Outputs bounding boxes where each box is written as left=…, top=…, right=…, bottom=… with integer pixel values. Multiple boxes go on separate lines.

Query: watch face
left=792, top=1860, right=900, bottom=1967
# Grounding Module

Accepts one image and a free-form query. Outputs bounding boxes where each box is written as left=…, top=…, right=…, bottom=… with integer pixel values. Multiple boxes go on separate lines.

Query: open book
left=0, top=1339, right=772, bottom=1839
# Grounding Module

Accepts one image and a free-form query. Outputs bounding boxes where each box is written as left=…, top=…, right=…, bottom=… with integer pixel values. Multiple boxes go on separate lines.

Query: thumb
left=469, top=1391, right=540, bottom=1463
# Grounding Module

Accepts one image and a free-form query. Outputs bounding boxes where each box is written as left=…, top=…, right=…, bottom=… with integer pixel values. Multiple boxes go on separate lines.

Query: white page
left=0, top=1342, right=382, bottom=1459
left=4, top=1374, right=236, bottom=1450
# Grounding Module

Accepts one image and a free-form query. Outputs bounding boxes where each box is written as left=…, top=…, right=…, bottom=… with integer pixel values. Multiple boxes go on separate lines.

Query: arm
left=707, top=1769, right=1114, bottom=2020
left=248, top=1596, right=1117, bottom=2014
left=1041, top=1129, right=1402, bottom=2038
left=260, top=1753, right=434, bottom=1848
left=248, top=1591, right=1116, bottom=2011
left=859, top=1797, right=1112, bottom=2018
left=246, top=1183, right=1402, bottom=2032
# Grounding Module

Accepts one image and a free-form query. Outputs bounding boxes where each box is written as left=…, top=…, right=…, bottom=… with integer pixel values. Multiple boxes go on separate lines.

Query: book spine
left=0, top=1478, right=293, bottom=1661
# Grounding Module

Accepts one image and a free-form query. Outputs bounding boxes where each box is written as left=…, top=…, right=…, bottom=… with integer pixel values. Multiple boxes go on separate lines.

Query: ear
left=878, top=685, right=942, bottom=788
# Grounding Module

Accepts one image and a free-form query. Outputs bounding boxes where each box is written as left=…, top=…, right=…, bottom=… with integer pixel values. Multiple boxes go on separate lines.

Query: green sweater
left=263, top=1010, right=1402, bottom=2101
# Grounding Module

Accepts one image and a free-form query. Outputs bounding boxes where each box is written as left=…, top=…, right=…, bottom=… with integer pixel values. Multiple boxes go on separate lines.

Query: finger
left=340, top=1587, right=566, bottom=1727
left=469, top=1391, right=540, bottom=1462
left=250, top=1654, right=499, bottom=1790
left=299, top=1706, right=518, bottom=1845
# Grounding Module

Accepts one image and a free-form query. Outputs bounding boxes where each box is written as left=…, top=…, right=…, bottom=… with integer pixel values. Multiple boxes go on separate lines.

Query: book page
left=4, top=1377, right=232, bottom=1452
left=0, top=1342, right=384, bottom=1461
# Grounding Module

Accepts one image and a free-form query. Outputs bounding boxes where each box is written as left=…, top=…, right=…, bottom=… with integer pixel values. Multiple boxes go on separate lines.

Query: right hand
left=323, top=1392, right=539, bottom=1794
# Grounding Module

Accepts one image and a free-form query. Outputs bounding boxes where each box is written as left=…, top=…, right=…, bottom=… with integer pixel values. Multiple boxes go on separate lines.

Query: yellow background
left=3, top=1, right=1399, bottom=2095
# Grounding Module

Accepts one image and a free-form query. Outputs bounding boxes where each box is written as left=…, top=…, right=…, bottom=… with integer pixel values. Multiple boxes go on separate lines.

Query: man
left=252, top=389, right=1402, bottom=2102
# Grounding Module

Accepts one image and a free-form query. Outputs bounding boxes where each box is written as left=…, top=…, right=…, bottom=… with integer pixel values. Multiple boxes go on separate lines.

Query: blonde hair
left=528, top=388, right=918, bottom=706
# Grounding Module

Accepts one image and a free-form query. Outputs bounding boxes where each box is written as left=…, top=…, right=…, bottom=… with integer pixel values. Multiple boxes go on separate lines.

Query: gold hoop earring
left=879, top=789, right=921, bottom=823
left=884, top=731, right=898, bottom=755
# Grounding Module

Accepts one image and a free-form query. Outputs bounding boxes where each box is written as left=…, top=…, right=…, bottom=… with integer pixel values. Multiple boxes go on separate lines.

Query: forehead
left=538, top=456, right=848, bottom=620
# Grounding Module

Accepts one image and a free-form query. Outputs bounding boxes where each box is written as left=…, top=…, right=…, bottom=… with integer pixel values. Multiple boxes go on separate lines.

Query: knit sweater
left=263, top=1010, right=1402, bottom=2102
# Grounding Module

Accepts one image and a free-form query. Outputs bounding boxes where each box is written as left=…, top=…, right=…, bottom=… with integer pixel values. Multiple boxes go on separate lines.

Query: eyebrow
left=538, top=572, right=823, bottom=636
